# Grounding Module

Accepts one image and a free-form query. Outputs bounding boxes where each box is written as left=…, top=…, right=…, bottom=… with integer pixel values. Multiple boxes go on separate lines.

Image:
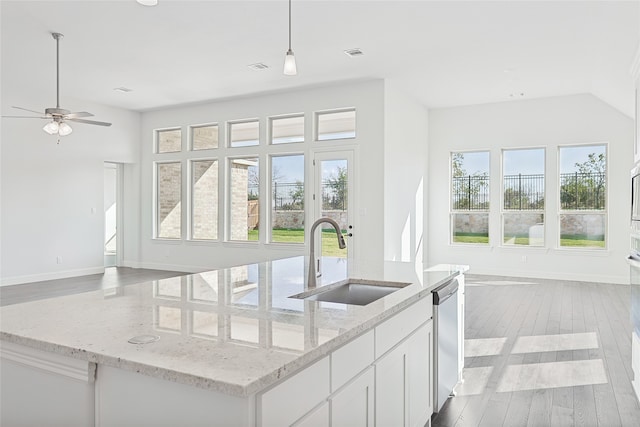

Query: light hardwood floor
left=0, top=267, right=185, bottom=306
left=432, top=274, right=640, bottom=427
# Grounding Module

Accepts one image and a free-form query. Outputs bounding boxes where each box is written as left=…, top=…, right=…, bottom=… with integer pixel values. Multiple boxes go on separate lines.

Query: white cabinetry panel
left=331, top=367, right=375, bottom=427
left=331, top=329, right=374, bottom=392
left=259, top=357, right=330, bottom=427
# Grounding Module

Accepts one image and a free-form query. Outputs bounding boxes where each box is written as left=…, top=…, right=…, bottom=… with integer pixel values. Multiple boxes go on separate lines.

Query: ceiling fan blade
left=12, top=106, right=45, bottom=115
left=2, top=115, right=49, bottom=119
left=68, top=118, right=112, bottom=127
left=66, top=111, right=94, bottom=119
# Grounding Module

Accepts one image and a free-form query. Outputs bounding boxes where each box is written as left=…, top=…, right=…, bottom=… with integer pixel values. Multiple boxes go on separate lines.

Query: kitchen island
left=0, top=256, right=465, bottom=426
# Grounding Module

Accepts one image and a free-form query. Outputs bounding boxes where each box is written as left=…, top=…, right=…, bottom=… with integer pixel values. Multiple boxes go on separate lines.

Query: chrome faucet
left=308, top=217, right=346, bottom=288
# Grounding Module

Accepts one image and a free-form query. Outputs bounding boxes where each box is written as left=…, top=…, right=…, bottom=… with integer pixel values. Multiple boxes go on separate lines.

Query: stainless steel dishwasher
left=432, top=278, right=460, bottom=412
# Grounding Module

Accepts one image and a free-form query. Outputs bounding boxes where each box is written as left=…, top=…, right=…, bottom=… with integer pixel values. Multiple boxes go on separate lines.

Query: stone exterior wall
left=272, top=210, right=348, bottom=230
left=230, top=162, right=250, bottom=240
left=192, top=160, right=218, bottom=240
left=157, top=162, right=181, bottom=238
left=560, top=213, right=605, bottom=237
left=453, top=213, right=488, bottom=235
left=453, top=212, right=604, bottom=238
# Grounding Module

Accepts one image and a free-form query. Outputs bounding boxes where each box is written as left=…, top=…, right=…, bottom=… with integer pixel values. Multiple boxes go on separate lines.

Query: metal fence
left=503, top=173, right=545, bottom=210
left=452, top=172, right=605, bottom=211
left=248, top=181, right=348, bottom=211
left=560, top=172, right=605, bottom=210
left=451, top=175, right=490, bottom=210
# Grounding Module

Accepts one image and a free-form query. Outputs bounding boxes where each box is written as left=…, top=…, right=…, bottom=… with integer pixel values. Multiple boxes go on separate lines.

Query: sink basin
left=289, top=279, right=409, bottom=306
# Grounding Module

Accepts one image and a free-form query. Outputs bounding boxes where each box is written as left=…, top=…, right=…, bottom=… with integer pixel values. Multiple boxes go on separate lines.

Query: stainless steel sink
left=289, top=279, right=409, bottom=306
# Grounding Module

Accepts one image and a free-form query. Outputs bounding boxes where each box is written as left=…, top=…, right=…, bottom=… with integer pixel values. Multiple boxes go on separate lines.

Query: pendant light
left=283, top=0, right=297, bottom=75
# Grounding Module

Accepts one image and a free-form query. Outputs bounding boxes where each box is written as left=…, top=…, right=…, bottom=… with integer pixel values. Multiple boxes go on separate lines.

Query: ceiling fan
left=2, top=32, right=111, bottom=137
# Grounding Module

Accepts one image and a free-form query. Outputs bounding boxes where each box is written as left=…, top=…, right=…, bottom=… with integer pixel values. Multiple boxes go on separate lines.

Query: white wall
left=136, top=80, right=385, bottom=272
left=0, top=90, right=141, bottom=285
left=383, top=82, right=428, bottom=265
left=428, top=94, right=634, bottom=284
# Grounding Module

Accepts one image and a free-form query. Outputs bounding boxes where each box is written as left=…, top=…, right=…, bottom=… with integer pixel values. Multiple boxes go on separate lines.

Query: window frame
left=227, top=118, right=260, bottom=148
left=189, top=123, right=219, bottom=151
left=449, top=150, right=491, bottom=246
left=268, top=152, right=306, bottom=245
left=556, top=142, right=608, bottom=251
left=155, top=127, right=183, bottom=154
left=154, top=160, right=183, bottom=240
left=189, top=157, right=219, bottom=242
left=500, top=147, right=546, bottom=248
left=269, top=113, right=305, bottom=145
left=314, top=107, right=356, bottom=142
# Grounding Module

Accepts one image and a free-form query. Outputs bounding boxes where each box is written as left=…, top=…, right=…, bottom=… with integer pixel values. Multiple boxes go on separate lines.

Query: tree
left=560, top=152, right=606, bottom=210
left=287, top=180, right=304, bottom=210
left=452, top=153, right=489, bottom=210
left=324, top=167, right=347, bottom=210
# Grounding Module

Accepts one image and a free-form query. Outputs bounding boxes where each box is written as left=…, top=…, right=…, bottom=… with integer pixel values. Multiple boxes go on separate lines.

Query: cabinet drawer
left=259, top=357, right=330, bottom=427
left=375, top=296, right=431, bottom=359
left=331, top=330, right=374, bottom=392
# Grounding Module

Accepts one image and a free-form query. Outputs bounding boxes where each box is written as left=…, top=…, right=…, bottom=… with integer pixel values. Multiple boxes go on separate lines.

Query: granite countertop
left=0, top=256, right=465, bottom=397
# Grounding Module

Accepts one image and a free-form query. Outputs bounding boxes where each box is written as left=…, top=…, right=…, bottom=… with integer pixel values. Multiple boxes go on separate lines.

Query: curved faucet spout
left=308, top=217, right=346, bottom=288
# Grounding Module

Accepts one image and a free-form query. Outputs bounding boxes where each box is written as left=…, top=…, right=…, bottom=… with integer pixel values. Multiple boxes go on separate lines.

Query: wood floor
left=0, top=267, right=185, bottom=306
left=432, top=274, right=640, bottom=427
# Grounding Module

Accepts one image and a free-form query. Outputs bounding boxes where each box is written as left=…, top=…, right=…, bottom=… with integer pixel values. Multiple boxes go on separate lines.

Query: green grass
left=453, top=232, right=489, bottom=244
left=454, top=232, right=604, bottom=248
left=246, top=229, right=348, bottom=257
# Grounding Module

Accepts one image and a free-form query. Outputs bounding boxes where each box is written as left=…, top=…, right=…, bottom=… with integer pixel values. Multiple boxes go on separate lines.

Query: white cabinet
left=330, top=368, right=375, bottom=427
left=375, top=320, right=433, bottom=427
left=294, top=402, right=330, bottom=427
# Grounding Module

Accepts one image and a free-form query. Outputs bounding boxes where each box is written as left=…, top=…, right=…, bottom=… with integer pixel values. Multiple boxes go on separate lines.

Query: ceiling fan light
left=43, top=121, right=59, bottom=135
left=283, top=49, right=297, bottom=76
left=58, top=122, right=73, bottom=136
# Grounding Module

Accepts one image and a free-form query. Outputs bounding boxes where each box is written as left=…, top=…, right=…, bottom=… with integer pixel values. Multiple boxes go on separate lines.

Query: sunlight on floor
left=461, top=332, right=607, bottom=396
left=496, top=359, right=608, bottom=392
left=465, top=337, right=508, bottom=357
left=455, top=366, right=493, bottom=396
left=512, top=332, right=598, bottom=354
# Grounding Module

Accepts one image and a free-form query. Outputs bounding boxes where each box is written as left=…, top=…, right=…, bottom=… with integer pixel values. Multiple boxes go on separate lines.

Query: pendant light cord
left=288, top=0, right=292, bottom=50
left=56, top=34, right=60, bottom=108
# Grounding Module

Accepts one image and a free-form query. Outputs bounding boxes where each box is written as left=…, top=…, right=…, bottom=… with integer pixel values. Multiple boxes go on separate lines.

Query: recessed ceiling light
left=136, top=0, right=158, bottom=6
left=344, top=48, right=364, bottom=58
left=248, top=63, right=269, bottom=71
left=114, top=87, right=133, bottom=93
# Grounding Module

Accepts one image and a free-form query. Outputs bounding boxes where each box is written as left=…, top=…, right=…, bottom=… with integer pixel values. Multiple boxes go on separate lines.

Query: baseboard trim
left=466, top=266, right=627, bottom=285
left=0, top=266, right=106, bottom=287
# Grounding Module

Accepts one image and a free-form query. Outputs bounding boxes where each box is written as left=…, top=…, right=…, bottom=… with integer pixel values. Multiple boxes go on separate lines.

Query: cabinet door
left=407, top=321, right=433, bottom=427
left=375, top=342, right=408, bottom=427
left=331, top=368, right=374, bottom=427
left=293, top=401, right=329, bottom=427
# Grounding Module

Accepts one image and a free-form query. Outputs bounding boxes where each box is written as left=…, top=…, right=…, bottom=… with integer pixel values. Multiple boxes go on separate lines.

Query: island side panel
left=95, top=364, right=254, bottom=427
left=0, top=341, right=95, bottom=427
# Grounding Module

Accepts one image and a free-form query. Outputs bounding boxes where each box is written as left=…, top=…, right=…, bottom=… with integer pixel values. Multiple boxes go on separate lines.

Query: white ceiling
left=1, top=0, right=639, bottom=115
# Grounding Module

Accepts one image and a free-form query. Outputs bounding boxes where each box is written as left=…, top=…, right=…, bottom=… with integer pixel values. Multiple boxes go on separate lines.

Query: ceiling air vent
left=248, top=63, right=269, bottom=71
left=344, top=48, right=364, bottom=58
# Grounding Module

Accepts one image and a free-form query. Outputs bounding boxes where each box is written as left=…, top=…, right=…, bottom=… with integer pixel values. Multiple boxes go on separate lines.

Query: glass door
left=312, top=151, right=354, bottom=281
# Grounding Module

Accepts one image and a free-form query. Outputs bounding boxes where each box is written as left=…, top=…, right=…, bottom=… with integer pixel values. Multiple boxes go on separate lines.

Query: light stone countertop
left=0, top=256, right=466, bottom=397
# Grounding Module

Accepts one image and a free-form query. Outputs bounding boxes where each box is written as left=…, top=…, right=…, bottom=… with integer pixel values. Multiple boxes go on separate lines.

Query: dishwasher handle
left=432, top=279, right=459, bottom=305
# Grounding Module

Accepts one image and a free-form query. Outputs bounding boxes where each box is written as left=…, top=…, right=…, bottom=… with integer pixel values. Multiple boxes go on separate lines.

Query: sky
left=455, top=144, right=606, bottom=177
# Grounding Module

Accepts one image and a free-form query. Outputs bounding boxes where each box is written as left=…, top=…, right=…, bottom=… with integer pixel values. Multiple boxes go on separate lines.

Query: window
left=229, top=120, right=259, bottom=147
left=229, top=157, right=259, bottom=241
left=156, top=128, right=182, bottom=153
left=191, top=124, right=218, bottom=150
left=559, top=145, right=606, bottom=248
left=450, top=151, right=490, bottom=244
left=502, top=148, right=545, bottom=246
left=156, top=162, right=182, bottom=239
left=271, top=115, right=304, bottom=144
left=191, top=159, right=218, bottom=240
left=316, top=109, right=356, bottom=141
left=271, top=155, right=304, bottom=243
